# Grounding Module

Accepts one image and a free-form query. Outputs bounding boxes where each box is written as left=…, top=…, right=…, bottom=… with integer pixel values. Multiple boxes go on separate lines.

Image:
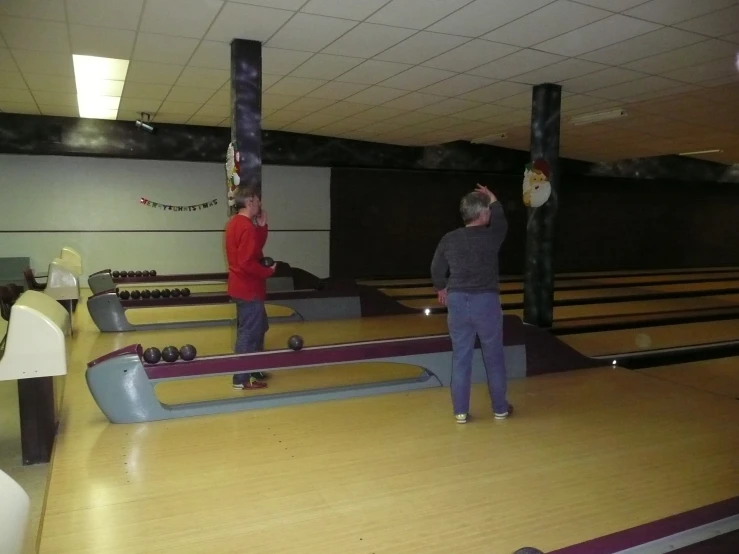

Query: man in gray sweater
left=430, top=184, right=512, bottom=424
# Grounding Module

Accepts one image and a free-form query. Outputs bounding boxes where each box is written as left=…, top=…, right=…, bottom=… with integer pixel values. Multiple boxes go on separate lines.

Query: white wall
left=0, top=155, right=330, bottom=282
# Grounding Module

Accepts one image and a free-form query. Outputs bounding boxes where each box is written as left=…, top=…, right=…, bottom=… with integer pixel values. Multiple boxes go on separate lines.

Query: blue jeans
left=447, top=291, right=509, bottom=415
left=233, top=299, right=269, bottom=383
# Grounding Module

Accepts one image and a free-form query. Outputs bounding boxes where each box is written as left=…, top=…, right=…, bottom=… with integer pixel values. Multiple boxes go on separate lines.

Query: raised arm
left=476, top=184, right=508, bottom=249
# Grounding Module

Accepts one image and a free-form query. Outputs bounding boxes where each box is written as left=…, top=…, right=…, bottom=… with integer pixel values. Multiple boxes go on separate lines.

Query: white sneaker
left=455, top=413, right=468, bottom=424
left=494, top=405, right=514, bottom=420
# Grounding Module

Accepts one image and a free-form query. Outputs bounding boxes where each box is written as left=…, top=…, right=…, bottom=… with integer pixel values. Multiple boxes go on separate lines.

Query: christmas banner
left=139, top=197, right=218, bottom=211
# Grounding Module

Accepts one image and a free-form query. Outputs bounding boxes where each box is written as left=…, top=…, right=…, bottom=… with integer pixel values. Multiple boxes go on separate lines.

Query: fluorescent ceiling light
left=73, top=55, right=129, bottom=120
left=570, top=108, right=627, bottom=126
left=678, top=149, right=723, bottom=156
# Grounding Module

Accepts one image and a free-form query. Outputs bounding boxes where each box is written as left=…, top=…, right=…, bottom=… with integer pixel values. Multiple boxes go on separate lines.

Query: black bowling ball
left=513, top=549, right=544, bottom=554
left=151, top=289, right=161, bottom=298
left=141, top=290, right=151, bottom=299
left=112, top=271, right=120, bottom=278
left=287, top=335, right=304, bottom=351
left=150, top=270, right=157, bottom=276
left=131, top=290, right=141, bottom=300
left=162, top=288, right=171, bottom=298
left=119, top=290, right=130, bottom=300
left=179, top=344, right=197, bottom=361
left=260, top=256, right=275, bottom=267
left=135, top=271, right=142, bottom=277
left=143, top=270, right=150, bottom=277
left=181, top=288, right=191, bottom=297
left=171, top=288, right=181, bottom=297
left=127, top=271, right=135, bottom=277
left=143, top=347, right=161, bottom=364
left=162, top=345, right=179, bottom=362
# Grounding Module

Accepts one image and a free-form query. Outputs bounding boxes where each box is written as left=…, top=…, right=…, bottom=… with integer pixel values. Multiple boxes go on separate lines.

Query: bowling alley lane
left=638, top=357, right=739, bottom=399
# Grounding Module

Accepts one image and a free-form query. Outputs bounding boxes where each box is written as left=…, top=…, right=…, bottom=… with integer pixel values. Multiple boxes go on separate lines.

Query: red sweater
left=225, top=214, right=273, bottom=301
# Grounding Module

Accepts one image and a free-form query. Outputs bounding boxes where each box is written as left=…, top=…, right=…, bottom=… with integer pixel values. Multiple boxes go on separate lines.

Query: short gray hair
left=459, top=191, right=489, bottom=224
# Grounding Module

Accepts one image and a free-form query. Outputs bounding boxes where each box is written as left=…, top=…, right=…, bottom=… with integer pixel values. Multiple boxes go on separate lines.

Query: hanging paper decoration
left=522, top=159, right=552, bottom=208
left=226, top=141, right=241, bottom=208
left=139, top=198, right=218, bottom=211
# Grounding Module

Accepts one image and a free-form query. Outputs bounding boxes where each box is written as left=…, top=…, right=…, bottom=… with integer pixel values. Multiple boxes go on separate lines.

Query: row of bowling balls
left=112, top=270, right=157, bottom=278
left=116, top=288, right=191, bottom=300
left=143, top=344, right=196, bottom=363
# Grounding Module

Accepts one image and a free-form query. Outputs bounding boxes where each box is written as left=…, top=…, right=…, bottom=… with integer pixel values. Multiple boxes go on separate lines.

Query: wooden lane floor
left=38, top=320, right=739, bottom=554
left=638, top=357, right=739, bottom=400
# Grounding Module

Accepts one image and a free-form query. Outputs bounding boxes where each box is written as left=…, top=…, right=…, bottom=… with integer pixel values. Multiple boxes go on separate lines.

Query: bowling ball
left=179, top=344, right=197, bottom=361
left=143, top=347, right=161, bottom=364
left=143, top=270, right=150, bottom=277
left=172, top=288, right=181, bottom=297
left=151, top=289, right=161, bottom=298
left=287, top=335, right=303, bottom=351
left=162, top=346, right=179, bottom=363
left=260, top=256, right=275, bottom=267
left=513, top=549, right=544, bottom=554
left=181, top=288, right=191, bottom=297
left=119, top=290, right=130, bottom=300
left=135, top=271, right=142, bottom=277
left=127, top=271, right=135, bottom=277
left=131, top=290, right=141, bottom=300
left=141, top=290, right=151, bottom=299
left=162, top=289, right=171, bottom=298
left=150, top=270, right=157, bottom=276
left=112, top=271, right=120, bottom=278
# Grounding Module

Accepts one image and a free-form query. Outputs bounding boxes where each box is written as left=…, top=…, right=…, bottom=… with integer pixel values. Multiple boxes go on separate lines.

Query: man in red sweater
left=225, top=184, right=276, bottom=389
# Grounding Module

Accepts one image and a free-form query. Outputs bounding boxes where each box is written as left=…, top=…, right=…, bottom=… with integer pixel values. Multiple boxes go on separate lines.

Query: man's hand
left=437, top=288, right=448, bottom=306
left=476, top=183, right=497, bottom=203
left=256, top=209, right=268, bottom=227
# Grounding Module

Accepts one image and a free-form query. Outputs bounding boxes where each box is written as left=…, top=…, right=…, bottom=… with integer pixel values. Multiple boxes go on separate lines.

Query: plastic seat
left=0, top=469, right=31, bottom=554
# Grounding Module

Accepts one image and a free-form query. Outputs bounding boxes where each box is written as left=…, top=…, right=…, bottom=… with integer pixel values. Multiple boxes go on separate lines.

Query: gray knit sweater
left=430, top=201, right=508, bottom=293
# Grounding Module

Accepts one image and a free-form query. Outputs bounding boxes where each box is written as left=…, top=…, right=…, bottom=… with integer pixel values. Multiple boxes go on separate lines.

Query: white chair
left=59, top=247, right=82, bottom=276
left=0, top=469, right=31, bottom=554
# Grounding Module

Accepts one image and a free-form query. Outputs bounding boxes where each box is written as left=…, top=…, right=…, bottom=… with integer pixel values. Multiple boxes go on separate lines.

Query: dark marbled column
left=230, top=39, right=263, bottom=214
left=524, top=83, right=562, bottom=328
left=17, top=377, right=56, bottom=465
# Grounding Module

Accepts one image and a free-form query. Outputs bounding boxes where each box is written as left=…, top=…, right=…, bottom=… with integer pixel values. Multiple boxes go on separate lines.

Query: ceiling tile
left=126, top=61, right=183, bottom=85
left=153, top=113, right=191, bottom=123
left=141, top=0, right=223, bottom=39
left=13, top=50, right=73, bottom=76
left=231, top=0, right=305, bottom=8
left=165, top=86, right=215, bottom=103
left=723, top=32, right=739, bottom=44
left=623, top=83, right=701, bottom=103
left=189, top=41, right=230, bottom=70
left=119, top=98, right=162, bottom=112
left=374, top=32, right=469, bottom=65
left=66, top=0, right=144, bottom=31
left=268, top=76, right=327, bottom=96
left=316, top=117, right=367, bottom=132
left=482, top=109, right=532, bottom=126
left=484, top=1, right=611, bottom=47
left=69, top=25, right=136, bottom=59
left=411, top=116, right=467, bottom=129
left=0, top=101, right=39, bottom=114
left=321, top=23, right=415, bottom=58
left=560, top=94, right=612, bottom=110
left=133, top=33, right=199, bottom=65
left=468, top=49, right=565, bottom=79
left=195, top=103, right=229, bottom=117
left=263, top=94, right=301, bottom=110
left=418, top=73, right=494, bottom=96
left=351, top=106, right=407, bottom=121
left=385, top=111, right=441, bottom=125
left=334, top=60, right=411, bottom=84
left=116, top=109, right=144, bottom=121
left=660, top=58, right=737, bottom=83
left=0, top=0, right=66, bottom=21
left=207, top=3, right=294, bottom=43
left=459, top=80, right=530, bottom=102
left=265, top=109, right=312, bottom=123
left=496, top=92, right=532, bottom=109
left=23, top=74, right=76, bottom=93
left=158, top=100, right=202, bottom=115
left=0, top=49, right=16, bottom=71
left=31, top=90, right=76, bottom=106
left=417, top=97, right=480, bottom=115
left=367, top=0, right=474, bottom=30
left=294, top=112, right=347, bottom=129
left=262, top=74, right=281, bottom=90
left=674, top=5, right=739, bottom=37
left=175, top=67, right=229, bottom=89
left=301, top=0, right=391, bottom=20
left=578, top=27, right=706, bottom=65
left=454, top=103, right=513, bottom=120
left=283, top=97, right=336, bottom=112
left=0, top=70, right=25, bottom=89
left=205, top=86, right=229, bottom=105
left=560, top=67, right=647, bottom=92
left=625, top=0, right=736, bottom=25
left=289, top=54, right=363, bottom=80
left=315, top=101, right=370, bottom=117
left=382, top=91, right=445, bottom=110
left=186, top=115, right=224, bottom=126
left=535, top=15, right=661, bottom=57
left=379, top=66, right=456, bottom=91
left=589, top=75, right=684, bottom=99
left=267, top=14, right=358, bottom=52
left=307, top=81, right=369, bottom=100
left=422, top=39, right=519, bottom=73
left=428, top=0, right=553, bottom=38
left=262, top=48, right=313, bottom=76
left=38, top=105, right=79, bottom=117
left=0, top=17, right=69, bottom=53
left=624, top=39, right=737, bottom=74
left=121, top=82, right=173, bottom=101
left=512, top=58, right=607, bottom=85
left=344, top=86, right=409, bottom=105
